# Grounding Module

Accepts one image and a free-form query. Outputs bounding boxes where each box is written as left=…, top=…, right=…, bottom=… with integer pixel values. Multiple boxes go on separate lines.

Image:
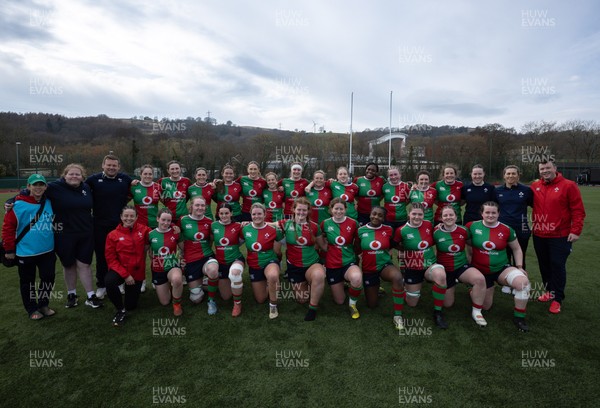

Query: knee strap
left=229, top=263, right=244, bottom=289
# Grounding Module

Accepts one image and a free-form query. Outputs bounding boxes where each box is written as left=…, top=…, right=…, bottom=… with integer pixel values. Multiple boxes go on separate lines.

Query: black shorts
left=218, top=257, right=245, bottom=279
left=286, top=262, right=308, bottom=284
left=248, top=260, right=279, bottom=283
left=152, top=271, right=169, bottom=286
left=446, top=264, right=471, bottom=289
left=362, top=272, right=380, bottom=288
left=403, top=268, right=426, bottom=285
left=326, top=263, right=356, bottom=285
left=484, top=265, right=512, bottom=288
left=185, top=257, right=216, bottom=282
left=55, top=232, right=94, bottom=267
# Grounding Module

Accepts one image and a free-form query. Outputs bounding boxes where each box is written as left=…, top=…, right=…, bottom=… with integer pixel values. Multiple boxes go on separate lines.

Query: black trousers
left=533, top=236, right=572, bottom=303
left=94, top=223, right=117, bottom=288
left=507, top=230, right=531, bottom=270
left=17, top=251, right=56, bottom=315
left=105, top=269, right=142, bottom=311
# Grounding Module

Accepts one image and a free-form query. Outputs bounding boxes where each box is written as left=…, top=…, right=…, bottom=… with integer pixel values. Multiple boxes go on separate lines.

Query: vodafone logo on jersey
left=422, top=202, right=429, bottom=208
left=142, top=196, right=153, bottom=205
left=251, top=242, right=262, bottom=251
left=174, top=191, right=183, bottom=199
left=268, top=201, right=277, bottom=209
left=369, top=240, right=382, bottom=250
left=448, top=244, right=461, bottom=253
left=446, top=194, right=456, bottom=202
left=315, top=199, right=323, bottom=207
left=340, top=194, right=349, bottom=202
left=158, top=246, right=170, bottom=256
left=224, top=194, right=233, bottom=202
left=290, top=190, right=299, bottom=197
left=391, top=195, right=400, bottom=203
left=194, top=232, right=205, bottom=241
left=335, top=236, right=346, bottom=246
left=249, top=189, right=257, bottom=197
left=367, top=189, right=376, bottom=196
left=220, top=238, right=230, bottom=246
left=417, top=240, right=429, bottom=250
left=296, top=236, right=308, bottom=246
left=482, top=241, right=496, bottom=250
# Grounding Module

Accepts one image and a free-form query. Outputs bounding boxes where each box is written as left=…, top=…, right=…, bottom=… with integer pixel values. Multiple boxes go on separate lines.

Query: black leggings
left=18, top=251, right=56, bottom=315
left=105, top=269, right=142, bottom=311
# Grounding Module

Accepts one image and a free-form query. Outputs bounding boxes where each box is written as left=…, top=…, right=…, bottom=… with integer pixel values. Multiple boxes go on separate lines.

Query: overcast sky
left=1, top=0, right=599, bottom=133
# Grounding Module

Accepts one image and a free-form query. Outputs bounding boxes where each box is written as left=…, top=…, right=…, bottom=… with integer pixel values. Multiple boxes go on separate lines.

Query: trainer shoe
left=95, top=287, right=107, bottom=300
left=433, top=310, right=449, bottom=329
left=112, top=310, right=126, bottom=327
left=189, top=287, right=205, bottom=304
left=471, top=310, right=487, bottom=327
left=513, top=317, right=529, bottom=332
left=501, top=285, right=512, bottom=295
left=393, top=315, right=404, bottom=331
left=173, top=303, right=183, bottom=316
left=349, top=304, right=360, bottom=319
left=118, top=284, right=125, bottom=295
left=378, top=286, right=386, bottom=297
left=537, top=291, right=554, bottom=302
left=65, top=293, right=78, bottom=308
left=304, top=308, right=317, bottom=321
left=85, top=295, right=103, bottom=309
left=208, top=299, right=218, bottom=315
left=269, top=304, right=279, bottom=319
left=232, top=302, right=242, bottom=317
left=549, top=300, right=561, bottom=314
left=140, top=280, right=146, bottom=293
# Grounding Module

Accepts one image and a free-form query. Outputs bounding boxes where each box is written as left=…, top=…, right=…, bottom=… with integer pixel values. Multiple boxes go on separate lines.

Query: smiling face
left=417, top=173, right=430, bottom=189
left=369, top=207, right=385, bottom=227
left=251, top=206, right=265, bottom=225
left=331, top=202, right=346, bottom=220
left=365, top=164, right=378, bottom=179
left=195, top=169, right=207, bottom=184
left=538, top=162, right=557, bottom=182
left=471, top=167, right=485, bottom=185
left=266, top=174, right=278, bottom=189
left=190, top=198, right=206, bottom=217
left=28, top=182, right=47, bottom=200
left=65, top=167, right=84, bottom=187
left=247, top=163, right=260, bottom=179
left=222, top=168, right=235, bottom=183
left=441, top=207, right=457, bottom=228
left=294, top=203, right=309, bottom=222
left=337, top=168, right=349, bottom=184
left=291, top=166, right=303, bottom=180
left=443, top=167, right=456, bottom=184
left=157, top=212, right=173, bottom=231
left=121, top=208, right=137, bottom=228
left=168, top=163, right=181, bottom=179
left=503, top=167, right=520, bottom=186
left=141, top=167, right=154, bottom=184
left=408, top=207, right=424, bottom=226
left=218, top=207, right=232, bottom=224
left=103, top=158, right=120, bottom=178
left=388, top=168, right=401, bottom=184
left=481, top=204, right=499, bottom=225
left=313, top=172, right=325, bottom=188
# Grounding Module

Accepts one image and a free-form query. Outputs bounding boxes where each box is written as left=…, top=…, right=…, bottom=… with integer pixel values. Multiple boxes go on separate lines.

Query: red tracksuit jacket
left=105, top=223, right=151, bottom=280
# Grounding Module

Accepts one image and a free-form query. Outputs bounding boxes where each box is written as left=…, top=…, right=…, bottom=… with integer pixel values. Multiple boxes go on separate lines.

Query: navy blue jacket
left=85, top=172, right=132, bottom=228
left=461, top=182, right=496, bottom=224
left=494, top=183, right=533, bottom=234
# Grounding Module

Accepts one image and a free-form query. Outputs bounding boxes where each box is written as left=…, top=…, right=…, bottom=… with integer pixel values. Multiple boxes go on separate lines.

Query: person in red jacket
left=104, top=206, right=151, bottom=326
left=531, top=160, right=586, bottom=314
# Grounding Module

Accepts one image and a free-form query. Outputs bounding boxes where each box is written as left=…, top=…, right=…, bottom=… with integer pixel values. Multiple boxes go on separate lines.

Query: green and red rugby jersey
left=278, top=220, right=321, bottom=267
left=159, top=177, right=192, bottom=222
left=382, top=181, right=411, bottom=223
left=320, top=216, right=359, bottom=268
left=354, top=175, right=385, bottom=216
left=214, top=182, right=242, bottom=217
left=180, top=214, right=214, bottom=263
left=262, top=188, right=285, bottom=222
left=280, top=178, right=309, bottom=216
left=433, top=224, right=470, bottom=272
left=240, top=223, right=284, bottom=269
left=466, top=220, right=516, bottom=274
left=187, top=182, right=215, bottom=220
left=357, top=223, right=394, bottom=273
left=131, top=182, right=162, bottom=228
left=306, top=186, right=333, bottom=224
left=148, top=228, right=181, bottom=273
left=211, top=221, right=243, bottom=265
left=328, top=180, right=359, bottom=219
left=238, top=176, right=267, bottom=213
left=408, top=187, right=437, bottom=223
left=394, top=220, right=436, bottom=270
left=432, top=180, right=463, bottom=223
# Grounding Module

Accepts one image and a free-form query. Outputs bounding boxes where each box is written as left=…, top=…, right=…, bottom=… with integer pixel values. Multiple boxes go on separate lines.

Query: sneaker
left=537, top=291, right=554, bottom=302
left=189, top=287, right=205, bottom=304
left=549, top=300, right=561, bottom=314
left=140, top=280, right=146, bottom=293
left=39, top=306, right=56, bottom=317
left=393, top=315, right=404, bottom=331
left=501, top=285, right=512, bottom=295
left=95, top=287, right=107, bottom=300
left=173, top=303, right=183, bottom=316
left=349, top=304, right=360, bottom=320
left=269, top=305, right=279, bottom=319
left=513, top=317, right=529, bottom=332
left=65, top=293, right=78, bottom=308
left=471, top=310, right=487, bottom=327
left=378, top=286, right=386, bottom=297
left=118, top=284, right=125, bottom=295
left=208, top=300, right=218, bottom=315
left=232, top=302, right=242, bottom=318
left=112, top=310, right=126, bottom=326
left=433, top=310, right=449, bottom=329
left=85, top=295, right=103, bottom=309
left=304, top=308, right=317, bottom=321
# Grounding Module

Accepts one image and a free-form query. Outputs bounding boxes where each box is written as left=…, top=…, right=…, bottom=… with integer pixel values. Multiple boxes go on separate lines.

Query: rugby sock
left=233, top=293, right=242, bottom=304
left=304, top=303, right=318, bottom=321
left=472, top=302, right=483, bottom=314
left=432, top=283, right=447, bottom=311
left=207, top=277, right=219, bottom=300
left=392, top=288, right=405, bottom=316
left=348, top=285, right=363, bottom=306
left=514, top=307, right=527, bottom=319
left=308, top=302, right=318, bottom=311
left=172, top=295, right=182, bottom=304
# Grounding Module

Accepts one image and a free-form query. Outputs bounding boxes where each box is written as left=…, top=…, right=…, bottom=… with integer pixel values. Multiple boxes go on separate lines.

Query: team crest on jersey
left=346, top=226, right=352, bottom=232
left=170, top=236, right=176, bottom=242
left=519, top=192, right=524, bottom=197
left=265, top=233, right=270, bottom=238
left=498, top=233, right=504, bottom=238
left=554, top=187, right=560, bottom=192
left=119, top=237, right=125, bottom=241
